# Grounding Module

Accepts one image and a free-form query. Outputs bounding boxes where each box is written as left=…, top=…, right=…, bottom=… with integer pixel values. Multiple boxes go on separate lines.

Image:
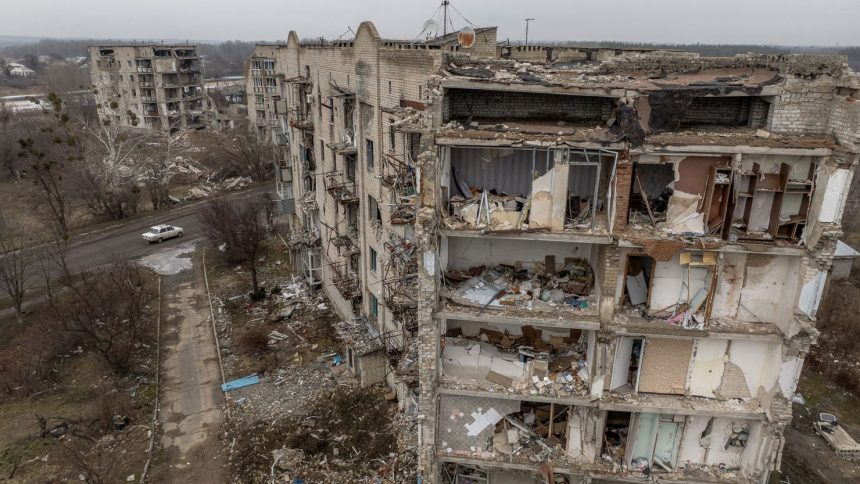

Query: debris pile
left=443, top=260, right=595, bottom=314
left=442, top=324, right=590, bottom=397
left=225, top=386, right=416, bottom=483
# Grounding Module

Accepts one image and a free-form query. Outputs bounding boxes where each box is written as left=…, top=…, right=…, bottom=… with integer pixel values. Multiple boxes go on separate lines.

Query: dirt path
left=156, top=252, right=225, bottom=483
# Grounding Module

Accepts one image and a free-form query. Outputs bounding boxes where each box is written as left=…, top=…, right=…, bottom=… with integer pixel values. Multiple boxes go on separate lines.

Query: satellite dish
left=421, top=19, right=439, bottom=39
left=458, top=26, right=475, bottom=48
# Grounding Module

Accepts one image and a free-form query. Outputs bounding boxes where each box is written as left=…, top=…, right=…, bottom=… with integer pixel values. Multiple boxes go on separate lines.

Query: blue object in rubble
left=221, top=374, right=260, bottom=392
left=293, top=479, right=305, bottom=484
left=333, top=354, right=343, bottom=366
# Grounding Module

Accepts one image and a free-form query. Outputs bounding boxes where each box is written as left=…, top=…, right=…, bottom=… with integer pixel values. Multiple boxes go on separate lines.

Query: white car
left=142, top=224, right=183, bottom=243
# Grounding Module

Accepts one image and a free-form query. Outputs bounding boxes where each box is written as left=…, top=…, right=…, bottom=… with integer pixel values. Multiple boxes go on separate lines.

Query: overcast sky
left=5, top=0, right=859, bottom=46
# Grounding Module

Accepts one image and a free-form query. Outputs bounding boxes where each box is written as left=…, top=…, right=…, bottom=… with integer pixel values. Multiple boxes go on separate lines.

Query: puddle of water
left=138, top=242, right=197, bottom=275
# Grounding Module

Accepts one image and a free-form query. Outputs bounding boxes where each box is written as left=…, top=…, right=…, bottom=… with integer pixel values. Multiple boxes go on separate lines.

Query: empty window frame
left=366, top=139, right=375, bottom=170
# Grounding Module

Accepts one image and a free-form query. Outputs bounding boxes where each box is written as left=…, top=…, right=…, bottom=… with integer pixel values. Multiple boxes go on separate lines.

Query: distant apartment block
left=88, top=44, right=212, bottom=130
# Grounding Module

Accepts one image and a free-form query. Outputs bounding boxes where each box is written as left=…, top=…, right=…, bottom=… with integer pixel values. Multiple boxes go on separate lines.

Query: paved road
left=63, top=184, right=270, bottom=273
left=156, top=253, right=224, bottom=483
left=0, top=184, right=270, bottom=319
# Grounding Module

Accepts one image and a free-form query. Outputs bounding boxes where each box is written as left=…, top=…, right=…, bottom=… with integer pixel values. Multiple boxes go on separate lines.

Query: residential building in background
left=89, top=44, right=212, bottom=130
left=248, top=22, right=859, bottom=483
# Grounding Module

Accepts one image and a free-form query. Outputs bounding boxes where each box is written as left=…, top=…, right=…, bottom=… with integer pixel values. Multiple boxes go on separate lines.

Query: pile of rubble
left=225, top=386, right=417, bottom=483
left=443, top=260, right=595, bottom=313
left=442, top=324, right=590, bottom=398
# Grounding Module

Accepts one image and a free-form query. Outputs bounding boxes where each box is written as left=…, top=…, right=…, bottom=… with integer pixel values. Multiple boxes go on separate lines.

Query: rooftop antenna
left=525, top=18, right=535, bottom=46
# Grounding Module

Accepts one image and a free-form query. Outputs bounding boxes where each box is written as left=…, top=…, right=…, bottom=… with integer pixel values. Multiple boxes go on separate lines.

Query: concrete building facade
left=89, top=44, right=211, bottom=130
left=248, top=22, right=860, bottom=484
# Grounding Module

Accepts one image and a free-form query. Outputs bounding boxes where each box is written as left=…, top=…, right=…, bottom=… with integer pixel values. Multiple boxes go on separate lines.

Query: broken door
left=653, top=415, right=684, bottom=470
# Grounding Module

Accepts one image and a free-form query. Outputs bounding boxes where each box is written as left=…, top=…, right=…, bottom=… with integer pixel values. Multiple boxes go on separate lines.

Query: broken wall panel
left=530, top=159, right=570, bottom=231
left=711, top=252, right=746, bottom=319
left=637, top=338, right=693, bottom=395
left=688, top=338, right=728, bottom=398
left=726, top=340, right=782, bottom=401
left=736, top=254, right=800, bottom=324
left=648, top=255, right=709, bottom=313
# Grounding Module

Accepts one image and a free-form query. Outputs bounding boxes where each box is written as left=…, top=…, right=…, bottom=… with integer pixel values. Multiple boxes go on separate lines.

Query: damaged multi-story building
left=249, top=21, right=859, bottom=483
left=89, top=44, right=212, bottom=130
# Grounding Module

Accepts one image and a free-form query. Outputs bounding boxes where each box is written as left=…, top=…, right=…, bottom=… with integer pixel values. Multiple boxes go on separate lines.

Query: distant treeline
left=0, top=39, right=256, bottom=78
left=3, top=38, right=859, bottom=75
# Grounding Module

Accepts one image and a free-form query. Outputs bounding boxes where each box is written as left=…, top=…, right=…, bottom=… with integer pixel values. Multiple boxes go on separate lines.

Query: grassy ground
left=0, top=270, right=159, bottom=482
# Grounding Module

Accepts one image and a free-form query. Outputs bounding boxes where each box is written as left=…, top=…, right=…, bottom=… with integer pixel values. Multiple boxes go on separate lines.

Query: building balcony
left=289, top=113, right=314, bottom=130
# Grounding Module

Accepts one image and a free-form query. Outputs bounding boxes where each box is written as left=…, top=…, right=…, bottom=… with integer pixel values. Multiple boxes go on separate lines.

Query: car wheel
left=178, top=231, right=184, bottom=237
left=157, top=237, right=163, bottom=243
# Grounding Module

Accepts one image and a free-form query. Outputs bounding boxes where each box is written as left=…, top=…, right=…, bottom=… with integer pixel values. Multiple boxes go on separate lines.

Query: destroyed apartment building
left=89, top=44, right=214, bottom=130
left=249, top=22, right=859, bottom=483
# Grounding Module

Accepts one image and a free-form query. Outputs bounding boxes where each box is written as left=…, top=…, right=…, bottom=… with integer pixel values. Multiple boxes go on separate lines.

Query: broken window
left=627, top=413, right=686, bottom=473
left=443, top=146, right=616, bottom=232
left=370, top=247, right=377, bottom=272
left=368, top=195, right=381, bottom=222
left=366, top=139, right=375, bottom=171
left=369, top=293, right=379, bottom=321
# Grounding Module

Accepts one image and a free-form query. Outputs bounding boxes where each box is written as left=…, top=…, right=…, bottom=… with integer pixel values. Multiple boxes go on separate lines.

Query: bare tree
left=76, top=111, right=149, bottom=220
left=140, top=121, right=188, bottom=210
left=49, top=260, right=153, bottom=374
left=212, top=128, right=274, bottom=181
left=0, top=217, right=38, bottom=324
left=199, top=194, right=273, bottom=296
left=16, top=92, right=88, bottom=239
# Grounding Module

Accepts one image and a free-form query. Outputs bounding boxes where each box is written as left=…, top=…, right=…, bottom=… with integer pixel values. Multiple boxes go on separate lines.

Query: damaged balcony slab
left=599, top=392, right=766, bottom=420
left=611, top=314, right=785, bottom=343
left=440, top=229, right=613, bottom=245
left=436, top=305, right=600, bottom=331
left=436, top=126, right=626, bottom=149
left=642, top=135, right=834, bottom=154
left=616, top=237, right=807, bottom=257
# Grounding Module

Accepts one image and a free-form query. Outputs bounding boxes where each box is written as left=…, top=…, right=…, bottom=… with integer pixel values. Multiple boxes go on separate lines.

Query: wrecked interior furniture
left=441, top=146, right=617, bottom=233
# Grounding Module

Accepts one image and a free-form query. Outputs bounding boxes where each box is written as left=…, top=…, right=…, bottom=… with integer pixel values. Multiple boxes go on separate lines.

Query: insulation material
left=530, top=162, right=569, bottom=231
left=665, top=191, right=704, bottom=234
left=711, top=253, right=746, bottom=319
left=688, top=339, right=729, bottom=398
left=819, top=168, right=851, bottom=223
left=737, top=255, right=798, bottom=324
left=638, top=338, right=693, bottom=395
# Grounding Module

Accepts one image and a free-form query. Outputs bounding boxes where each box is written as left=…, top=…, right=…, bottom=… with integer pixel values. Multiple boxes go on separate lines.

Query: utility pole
left=525, top=18, right=535, bottom=46
left=442, top=1, right=450, bottom=36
